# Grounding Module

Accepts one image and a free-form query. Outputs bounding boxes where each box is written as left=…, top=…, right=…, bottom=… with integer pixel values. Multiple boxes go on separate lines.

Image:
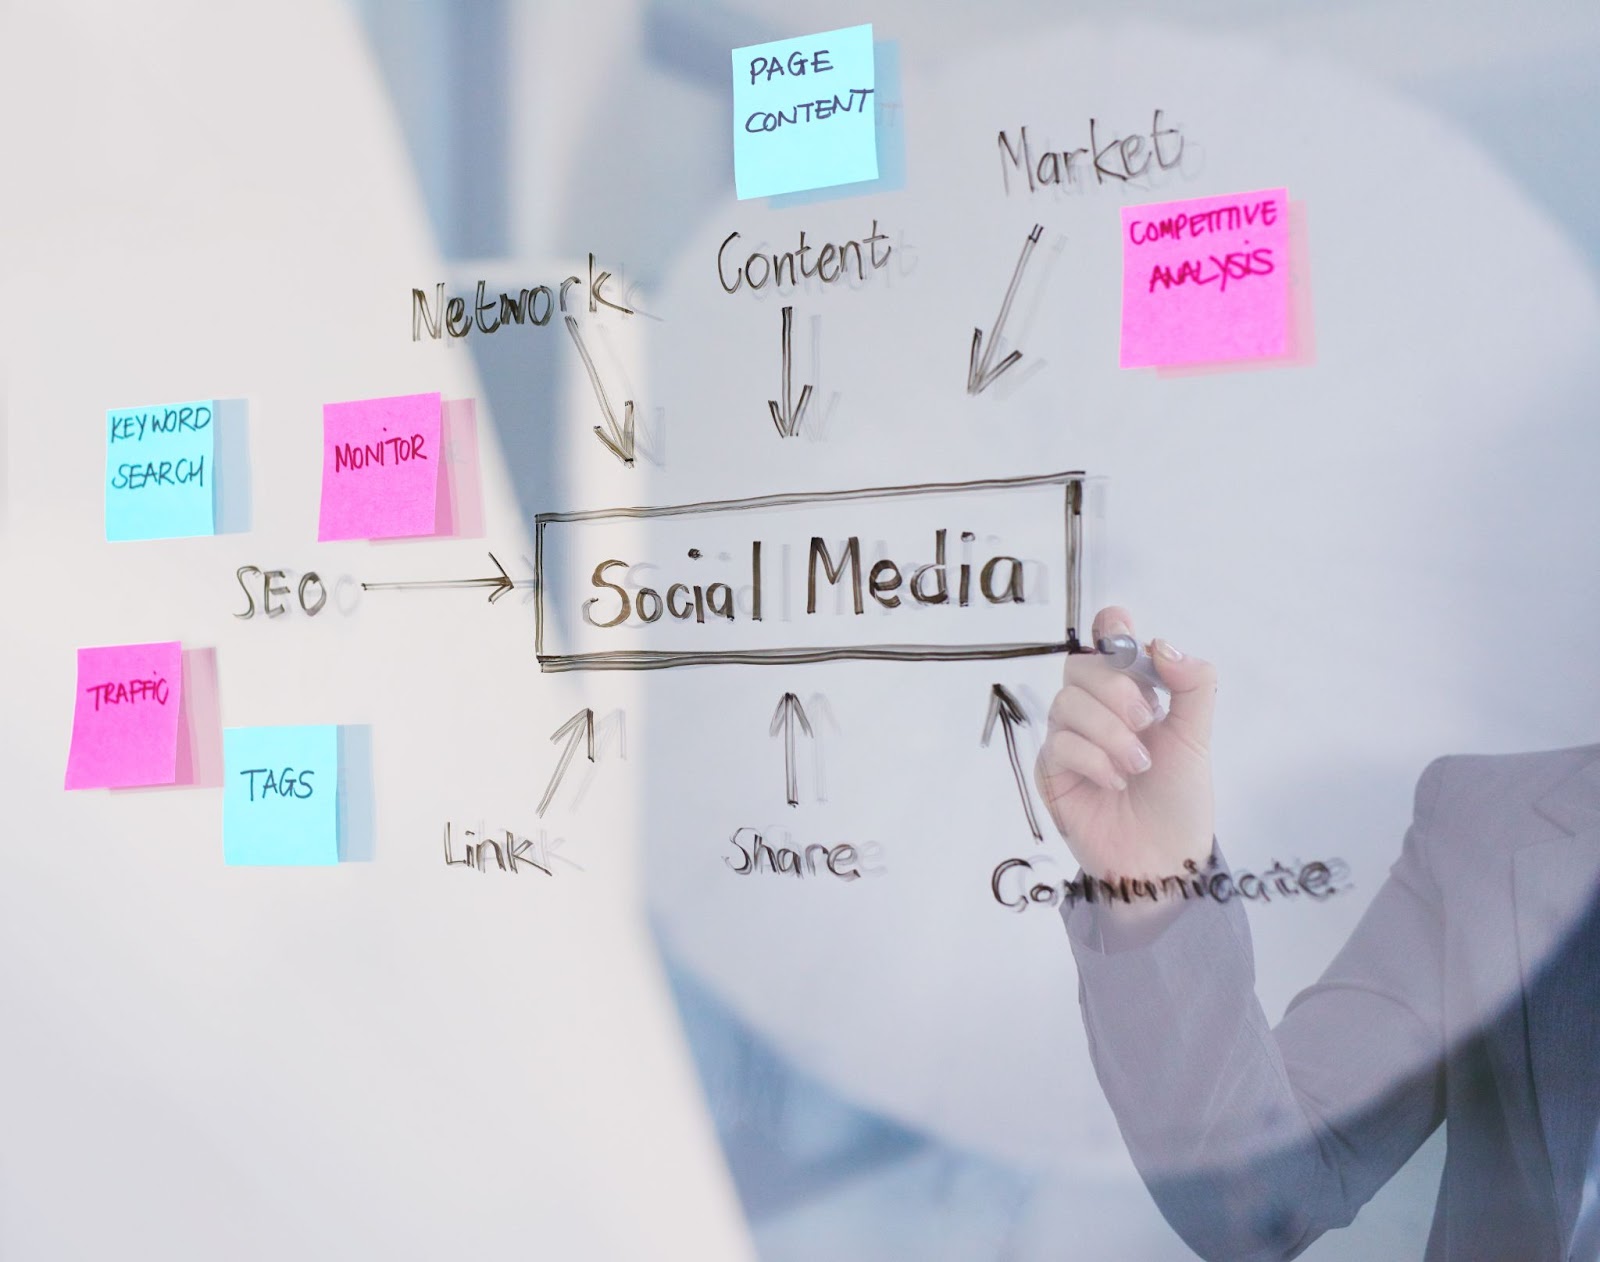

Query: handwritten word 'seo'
left=235, top=566, right=327, bottom=619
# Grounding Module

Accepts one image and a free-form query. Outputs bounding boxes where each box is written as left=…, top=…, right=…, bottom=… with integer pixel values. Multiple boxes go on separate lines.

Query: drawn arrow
left=360, top=551, right=517, bottom=604
left=982, top=684, right=1043, bottom=841
left=968, top=223, right=1044, bottom=396
left=769, top=692, right=814, bottom=807
left=537, top=707, right=595, bottom=818
left=564, top=315, right=636, bottom=465
left=768, top=305, right=814, bottom=438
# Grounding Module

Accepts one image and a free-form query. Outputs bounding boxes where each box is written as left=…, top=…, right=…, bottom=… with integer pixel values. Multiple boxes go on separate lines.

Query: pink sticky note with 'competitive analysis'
left=1120, top=187, right=1289, bottom=368
left=318, top=391, right=442, bottom=540
left=65, top=641, right=185, bottom=789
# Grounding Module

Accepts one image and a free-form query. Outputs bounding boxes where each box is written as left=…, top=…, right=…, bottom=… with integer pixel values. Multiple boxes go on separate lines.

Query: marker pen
left=1096, top=634, right=1169, bottom=714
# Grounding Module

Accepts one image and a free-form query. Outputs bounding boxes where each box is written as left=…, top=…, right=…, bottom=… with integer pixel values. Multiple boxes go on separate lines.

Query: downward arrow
left=968, top=224, right=1044, bottom=396
left=767, top=305, right=814, bottom=438
left=537, top=707, right=595, bottom=818
left=360, top=552, right=517, bottom=604
left=982, top=684, right=1043, bottom=841
left=564, top=316, right=636, bottom=465
left=769, top=692, right=813, bottom=807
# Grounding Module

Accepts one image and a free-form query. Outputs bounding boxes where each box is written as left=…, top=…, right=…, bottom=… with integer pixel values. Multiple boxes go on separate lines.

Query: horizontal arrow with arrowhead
left=565, top=315, right=636, bottom=465
left=361, top=552, right=518, bottom=604
left=968, top=223, right=1044, bottom=396
left=768, top=305, right=813, bottom=438
left=537, top=707, right=595, bottom=818
left=770, top=692, right=813, bottom=807
left=983, top=683, right=1043, bottom=841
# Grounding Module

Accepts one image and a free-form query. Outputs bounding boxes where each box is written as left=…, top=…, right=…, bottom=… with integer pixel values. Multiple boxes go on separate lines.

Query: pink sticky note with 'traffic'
left=317, top=391, right=442, bottom=540
left=1120, top=187, right=1290, bottom=368
left=65, top=641, right=185, bottom=789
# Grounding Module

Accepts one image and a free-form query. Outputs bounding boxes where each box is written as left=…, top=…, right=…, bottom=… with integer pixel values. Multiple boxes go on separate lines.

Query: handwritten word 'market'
left=85, top=676, right=170, bottom=711
left=998, top=111, right=1185, bottom=194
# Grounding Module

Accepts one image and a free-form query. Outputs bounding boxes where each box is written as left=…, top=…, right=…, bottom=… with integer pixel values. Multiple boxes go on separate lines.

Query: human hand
left=1034, top=607, right=1217, bottom=883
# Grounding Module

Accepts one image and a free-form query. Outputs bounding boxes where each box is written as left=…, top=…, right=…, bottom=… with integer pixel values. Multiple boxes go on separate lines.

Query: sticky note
left=1120, top=188, right=1290, bottom=368
left=317, top=391, right=441, bottom=541
left=223, top=725, right=340, bottom=865
left=65, top=641, right=185, bottom=789
left=105, top=400, right=216, bottom=540
left=732, top=24, right=877, bottom=200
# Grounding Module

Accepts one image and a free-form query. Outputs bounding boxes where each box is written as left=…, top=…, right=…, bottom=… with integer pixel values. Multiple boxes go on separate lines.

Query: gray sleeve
left=1065, top=758, right=1451, bottom=1261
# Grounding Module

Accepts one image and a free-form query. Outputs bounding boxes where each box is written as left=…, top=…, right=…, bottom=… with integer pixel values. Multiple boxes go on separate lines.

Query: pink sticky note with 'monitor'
left=65, top=641, right=184, bottom=789
left=317, top=391, right=442, bottom=540
left=1120, top=187, right=1289, bottom=368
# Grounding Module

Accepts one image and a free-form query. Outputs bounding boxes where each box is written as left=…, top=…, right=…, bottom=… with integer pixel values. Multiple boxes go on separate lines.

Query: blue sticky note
left=223, top=725, right=340, bottom=866
left=732, top=24, right=878, bottom=200
left=105, top=399, right=217, bottom=541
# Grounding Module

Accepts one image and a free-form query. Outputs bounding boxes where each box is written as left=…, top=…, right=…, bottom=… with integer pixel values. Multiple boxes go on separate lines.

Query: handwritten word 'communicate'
left=991, top=853, right=1350, bottom=913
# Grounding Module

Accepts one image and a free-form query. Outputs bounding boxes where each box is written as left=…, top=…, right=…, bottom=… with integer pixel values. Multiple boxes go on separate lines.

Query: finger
left=1054, top=661, right=1159, bottom=735
left=1046, top=686, right=1153, bottom=778
left=1037, top=728, right=1128, bottom=794
left=1150, top=639, right=1218, bottom=748
left=1091, top=604, right=1137, bottom=645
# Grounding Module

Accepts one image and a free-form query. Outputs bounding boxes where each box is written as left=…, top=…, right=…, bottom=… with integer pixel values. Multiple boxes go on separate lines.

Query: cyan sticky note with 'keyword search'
left=105, top=400, right=216, bottom=541
left=732, top=24, right=877, bottom=200
left=223, top=725, right=340, bottom=865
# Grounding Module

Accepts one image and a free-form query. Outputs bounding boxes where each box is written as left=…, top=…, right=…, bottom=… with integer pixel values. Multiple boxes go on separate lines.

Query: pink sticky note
left=317, top=391, right=442, bottom=540
left=65, top=641, right=185, bottom=789
left=1120, top=187, right=1289, bottom=368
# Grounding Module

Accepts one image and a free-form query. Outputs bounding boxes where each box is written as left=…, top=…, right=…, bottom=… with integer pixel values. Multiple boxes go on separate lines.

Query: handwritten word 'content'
left=732, top=24, right=878, bottom=199
left=718, top=220, right=891, bottom=292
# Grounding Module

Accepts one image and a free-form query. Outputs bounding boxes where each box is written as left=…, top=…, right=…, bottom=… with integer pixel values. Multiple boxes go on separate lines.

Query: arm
left=1067, top=759, right=1448, bottom=1260
left=1035, top=607, right=1447, bottom=1259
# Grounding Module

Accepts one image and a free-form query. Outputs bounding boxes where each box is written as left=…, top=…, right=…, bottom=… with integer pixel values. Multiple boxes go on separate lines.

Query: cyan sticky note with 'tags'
left=223, top=724, right=341, bottom=866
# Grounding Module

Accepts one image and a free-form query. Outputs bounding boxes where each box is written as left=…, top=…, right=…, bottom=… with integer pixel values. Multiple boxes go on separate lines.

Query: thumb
left=1151, top=639, right=1217, bottom=749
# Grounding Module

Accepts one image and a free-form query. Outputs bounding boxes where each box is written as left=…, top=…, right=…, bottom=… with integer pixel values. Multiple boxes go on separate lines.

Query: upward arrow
left=564, top=315, right=636, bottom=465
left=769, top=692, right=814, bottom=807
left=537, top=707, right=595, bottom=818
left=968, top=224, right=1044, bottom=396
left=982, top=684, right=1043, bottom=841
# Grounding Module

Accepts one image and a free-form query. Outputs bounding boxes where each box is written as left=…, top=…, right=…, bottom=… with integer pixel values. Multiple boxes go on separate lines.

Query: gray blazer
left=1065, top=746, right=1600, bottom=1261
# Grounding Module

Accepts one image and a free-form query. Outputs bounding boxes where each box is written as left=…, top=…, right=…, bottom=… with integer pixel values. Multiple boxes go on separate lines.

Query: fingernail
left=1128, top=700, right=1155, bottom=731
left=1153, top=639, right=1184, bottom=661
left=1127, top=743, right=1152, bottom=774
left=1111, top=773, right=1129, bottom=792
